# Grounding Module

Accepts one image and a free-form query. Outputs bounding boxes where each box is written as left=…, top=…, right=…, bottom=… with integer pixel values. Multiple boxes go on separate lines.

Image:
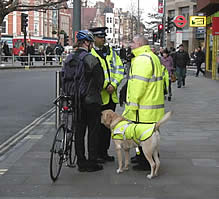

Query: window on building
left=34, top=22, right=39, bottom=35
left=2, top=21, right=6, bottom=33
left=110, top=17, right=112, bottom=23
left=110, top=28, right=112, bottom=33
left=107, top=17, right=109, bottom=23
left=180, top=6, right=189, bottom=29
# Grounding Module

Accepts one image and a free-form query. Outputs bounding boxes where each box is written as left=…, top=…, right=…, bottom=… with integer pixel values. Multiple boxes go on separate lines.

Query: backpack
left=62, top=51, right=89, bottom=102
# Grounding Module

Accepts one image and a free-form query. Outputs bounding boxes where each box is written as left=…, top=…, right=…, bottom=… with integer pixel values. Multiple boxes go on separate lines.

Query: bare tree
left=0, top=0, right=68, bottom=63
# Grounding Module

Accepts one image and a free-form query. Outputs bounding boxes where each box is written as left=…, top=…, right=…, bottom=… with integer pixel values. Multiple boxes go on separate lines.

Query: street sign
left=173, top=16, right=187, bottom=28
left=212, top=17, right=219, bottom=35
left=189, top=16, right=206, bottom=27
left=158, top=0, right=164, bottom=14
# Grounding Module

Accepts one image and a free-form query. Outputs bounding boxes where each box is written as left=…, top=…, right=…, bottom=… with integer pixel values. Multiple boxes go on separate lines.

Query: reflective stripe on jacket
left=91, top=47, right=124, bottom=105
left=123, top=45, right=165, bottom=123
left=111, top=120, right=155, bottom=144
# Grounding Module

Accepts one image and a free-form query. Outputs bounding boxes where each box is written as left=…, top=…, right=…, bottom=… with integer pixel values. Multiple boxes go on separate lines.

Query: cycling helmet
left=76, top=30, right=94, bottom=42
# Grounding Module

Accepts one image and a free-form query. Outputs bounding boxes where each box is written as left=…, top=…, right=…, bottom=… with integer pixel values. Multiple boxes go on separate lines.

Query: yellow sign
left=190, top=16, right=206, bottom=27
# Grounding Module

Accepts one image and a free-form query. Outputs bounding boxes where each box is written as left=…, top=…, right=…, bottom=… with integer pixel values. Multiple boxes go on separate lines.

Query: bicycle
left=49, top=95, right=77, bottom=182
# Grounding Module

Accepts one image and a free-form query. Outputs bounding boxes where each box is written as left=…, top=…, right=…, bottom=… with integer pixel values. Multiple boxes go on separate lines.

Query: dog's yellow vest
left=111, top=120, right=156, bottom=144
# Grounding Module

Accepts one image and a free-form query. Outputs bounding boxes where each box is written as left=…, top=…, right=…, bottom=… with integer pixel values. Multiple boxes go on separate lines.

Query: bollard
left=55, top=71, right=61, bottom=129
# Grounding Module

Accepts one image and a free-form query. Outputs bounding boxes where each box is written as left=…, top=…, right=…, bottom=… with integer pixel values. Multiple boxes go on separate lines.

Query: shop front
left=205, top=12, right=219, bottom=80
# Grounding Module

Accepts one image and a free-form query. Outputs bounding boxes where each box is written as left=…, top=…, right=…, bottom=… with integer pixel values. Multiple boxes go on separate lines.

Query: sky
left=89, top=0, right=158, bottom=22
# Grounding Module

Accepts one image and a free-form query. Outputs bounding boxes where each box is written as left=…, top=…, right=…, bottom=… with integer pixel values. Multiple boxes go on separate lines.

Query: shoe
left=132, top=163, right=151, bottom=171
left=168, top=96, right=171, bottom=101
left=87, top=163, right=103, bottom=172
left=177, top=85, right=181, bottom=88
left=103, top=155, right=115, bottom=162
left=96, top=157, right=105, bottom=164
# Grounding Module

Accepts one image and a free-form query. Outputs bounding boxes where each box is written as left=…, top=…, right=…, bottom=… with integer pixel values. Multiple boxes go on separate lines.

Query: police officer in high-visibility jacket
left=123, top=35, right=166, bottom=171
left=89, top=27, right=124, bottom=162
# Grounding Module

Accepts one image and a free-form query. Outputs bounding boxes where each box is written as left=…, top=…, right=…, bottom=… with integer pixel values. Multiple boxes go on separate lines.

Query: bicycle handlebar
left=53, top=95, right=74, bottom=105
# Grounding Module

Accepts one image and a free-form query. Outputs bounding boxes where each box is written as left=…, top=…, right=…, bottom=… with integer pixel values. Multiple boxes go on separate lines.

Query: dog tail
left=155, top=111, right=173, bottom=130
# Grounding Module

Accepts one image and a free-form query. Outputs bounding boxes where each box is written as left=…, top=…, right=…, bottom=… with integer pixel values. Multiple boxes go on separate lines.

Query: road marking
left=0, top=107, right=55, bottom=155
left=0, top=169, right=8, bottom=175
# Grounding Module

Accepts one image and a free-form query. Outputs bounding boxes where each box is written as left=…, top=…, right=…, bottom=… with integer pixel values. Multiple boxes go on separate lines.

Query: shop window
left=180, top=7, right=189, bottom=29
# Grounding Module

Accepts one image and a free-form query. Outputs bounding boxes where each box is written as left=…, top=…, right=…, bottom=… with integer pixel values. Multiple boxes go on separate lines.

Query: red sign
left=173, top=16, right=187, bottom=28
left=158, top=0, right=163, bottom=14
left=212, top=17, right=219, bottom=35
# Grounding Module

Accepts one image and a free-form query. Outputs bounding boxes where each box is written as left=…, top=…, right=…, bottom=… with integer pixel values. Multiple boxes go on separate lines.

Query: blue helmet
left=76, top=30, right=94, bottom=42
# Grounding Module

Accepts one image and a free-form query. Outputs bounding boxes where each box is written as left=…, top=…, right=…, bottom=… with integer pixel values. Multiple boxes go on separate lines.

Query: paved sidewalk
left=0, top=74, right=219, bottom=199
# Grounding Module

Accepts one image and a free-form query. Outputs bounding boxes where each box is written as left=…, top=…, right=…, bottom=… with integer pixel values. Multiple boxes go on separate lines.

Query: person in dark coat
left=63, top=30, right=104, bottom=172
left=173, top=44, right=190, bottom=88
left=195, top=46, right=205, bottom=77
left=3, top=41, right=11, bottom=62
left=26, top=42, right=35, bottom=65
left=45, top=44, right=53, bottom=65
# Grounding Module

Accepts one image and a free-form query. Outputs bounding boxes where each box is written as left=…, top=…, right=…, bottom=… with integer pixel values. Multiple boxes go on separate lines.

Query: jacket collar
left=132, top=45, right=151, bottom=57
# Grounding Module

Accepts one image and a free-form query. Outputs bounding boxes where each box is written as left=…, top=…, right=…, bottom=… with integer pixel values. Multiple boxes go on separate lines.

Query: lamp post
left=73, top=0, right=81, bottom=42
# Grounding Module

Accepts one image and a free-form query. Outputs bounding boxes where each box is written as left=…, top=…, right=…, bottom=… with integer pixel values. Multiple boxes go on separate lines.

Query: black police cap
left=89, top=27, right=108, bottom=38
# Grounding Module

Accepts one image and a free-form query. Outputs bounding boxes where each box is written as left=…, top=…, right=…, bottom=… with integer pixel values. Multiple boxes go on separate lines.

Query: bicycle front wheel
left=50, top=124, right=66, bottom=182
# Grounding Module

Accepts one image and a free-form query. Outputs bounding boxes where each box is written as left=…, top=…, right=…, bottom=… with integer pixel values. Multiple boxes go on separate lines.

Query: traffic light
left=21, top=13, right=28, bottom=33
left=153, top=33, right=157, bottom=43
left=166, top=16, right=174, bottom=33
left=64, top=34, right=69, bottom=46
left=158, top=24, right=164, bottom=33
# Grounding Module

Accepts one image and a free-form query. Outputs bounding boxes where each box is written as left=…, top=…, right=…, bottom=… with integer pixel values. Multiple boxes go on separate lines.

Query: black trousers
left=75, top=103, right=101, bottom=165
left=98, top=97, right=116, bottom=157
left=196, top=62, right=205, bottom=76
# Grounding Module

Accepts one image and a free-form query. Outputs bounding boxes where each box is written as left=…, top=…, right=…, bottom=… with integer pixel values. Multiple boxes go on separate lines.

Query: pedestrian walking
left=123, top=35, right=166, bottom=171
left=19, top=43, right=25, bottom=65
left=89, top=26, right=124, bottom=163
left=26, top=42, right=35, bottom=65
left=3, top=41, right=11, bottom=62
left=161, top=49, right=174, bottom=101
left=45, top=44, right=53, bottom=65
left=195, top=46, right=205, bottom=77
left=62, top=30, right=104, bottom=172
left=54, top=42, right=64, bottom=65
left=173, top=44, right=190, bottom=88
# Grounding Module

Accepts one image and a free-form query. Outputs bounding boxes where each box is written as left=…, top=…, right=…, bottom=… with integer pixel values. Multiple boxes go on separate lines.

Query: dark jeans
left=196, top=62, right=205, bottom=76
left=176, top=66, right=186, bottom=87
left=98, top=97, right=116, bottom=157
left=75, top=103, right=101, bottom=166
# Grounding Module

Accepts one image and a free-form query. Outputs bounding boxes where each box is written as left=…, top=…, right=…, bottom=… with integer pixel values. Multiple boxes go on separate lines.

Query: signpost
left=189, top=16, right=206, bottom=27
left=212, top=17, right=219, bottom=36
left=173, top=15, right=187, bottom=28
left=173, top=16, right=187, bottom=49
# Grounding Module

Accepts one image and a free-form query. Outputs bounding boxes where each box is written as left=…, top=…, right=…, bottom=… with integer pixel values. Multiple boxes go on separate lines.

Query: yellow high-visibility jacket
left=111, top=120, right=156, bottom=145
left=123, top=45, right=165, bottom=123
left=91, top=47, right=124, bottom=105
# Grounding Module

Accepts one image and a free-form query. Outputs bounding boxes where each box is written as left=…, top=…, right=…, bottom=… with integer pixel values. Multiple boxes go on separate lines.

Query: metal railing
left=0, top=54, right=68, bottom=67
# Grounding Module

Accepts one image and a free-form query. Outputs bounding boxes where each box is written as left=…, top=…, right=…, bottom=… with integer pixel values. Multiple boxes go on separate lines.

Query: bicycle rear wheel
left=50, top=124, right=66, bottom=182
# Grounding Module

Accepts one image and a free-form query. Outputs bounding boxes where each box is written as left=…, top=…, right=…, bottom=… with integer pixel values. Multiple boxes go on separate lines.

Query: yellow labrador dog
left=101, top=110, right=172, bottom=179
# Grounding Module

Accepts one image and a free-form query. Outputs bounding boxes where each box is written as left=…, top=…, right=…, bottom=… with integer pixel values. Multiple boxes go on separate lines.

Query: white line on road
left=0, top=107, right=55, bottom=155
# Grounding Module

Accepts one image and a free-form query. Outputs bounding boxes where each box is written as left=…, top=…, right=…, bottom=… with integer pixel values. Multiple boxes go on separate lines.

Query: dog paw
left=116, top=168, right=123, bottom=174
left=123, top=167, right=129, bottom=171
left=147, top=174, right=153, bottom=179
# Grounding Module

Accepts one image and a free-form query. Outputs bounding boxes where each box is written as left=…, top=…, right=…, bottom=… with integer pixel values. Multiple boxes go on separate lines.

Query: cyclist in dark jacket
left=195, top=46, right=205, bottom=77
left=63, top=30, right=104, bottom=172
left=173, top=44, right=190, bottom=88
